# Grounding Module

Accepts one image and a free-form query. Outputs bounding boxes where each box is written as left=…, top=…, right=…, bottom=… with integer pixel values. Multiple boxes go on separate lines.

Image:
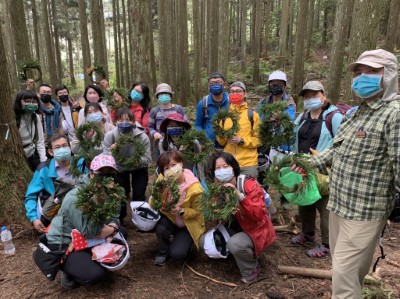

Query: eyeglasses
left=209, top=81, right=223, bottom=86
left=52, top=143, right=69, bottom=150
left=229, top=89, right=244, bottom=94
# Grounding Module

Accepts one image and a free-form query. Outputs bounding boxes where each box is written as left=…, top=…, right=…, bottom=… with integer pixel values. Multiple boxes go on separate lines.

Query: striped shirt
left=311, top=98, right=400, bottom=220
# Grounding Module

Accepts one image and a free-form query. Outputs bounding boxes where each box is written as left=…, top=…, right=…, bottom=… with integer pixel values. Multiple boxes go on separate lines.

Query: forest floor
left=1, top=203, right=399, bottom=299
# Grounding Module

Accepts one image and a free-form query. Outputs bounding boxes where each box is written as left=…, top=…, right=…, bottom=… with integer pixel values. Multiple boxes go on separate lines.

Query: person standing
left=299, top=49, right=400, bottom=298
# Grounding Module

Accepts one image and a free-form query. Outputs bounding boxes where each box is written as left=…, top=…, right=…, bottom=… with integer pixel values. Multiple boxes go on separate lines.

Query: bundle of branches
left=75, top=177, right=126, bottom=224
left=87, top=63, right=107, bottom=83
left=111, top=134, right=146, bottom=169
left=201, top=183, right=240, bottom=224
left=150, top=179, right=181, bottom=212
left=212, top=109, right=240, bottom=139
left=104, top=87, right=129, bottom=110
left=258, top=101, right=295, bottom=150
left=176, top=129, right=214, bottom=164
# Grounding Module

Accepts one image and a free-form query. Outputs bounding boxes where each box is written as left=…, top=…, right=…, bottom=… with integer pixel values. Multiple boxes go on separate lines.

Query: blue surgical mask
left=118, top=122, right=134, bottom=134
left=158, top=94, right=171, bottom=104
left=352, top=73, right=383, bottom=99
left=53, top=147, right=71, bottom=162
left=215, top=167, right=234, bottom=183
left=303, top=98, right=323, bottom=111
left=210, top=84, right=224, bottom=95
left=130, top=90, right=144, bottom=102
left=86, top=112, right=103, bottom=123
left=167, top=127, right=184, bottom=136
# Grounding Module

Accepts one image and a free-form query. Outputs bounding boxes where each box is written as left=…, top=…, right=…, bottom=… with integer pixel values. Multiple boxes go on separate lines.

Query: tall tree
left=305, top=0, right=315, bottom=58
left=121, top=0, right=130, bottom=87
left=192, top=0, right=202, bottom=101
left=344, top=0, right=383, bottom=101
left=327, top=0, right=354, bottom=102
left=78, top=0, right=92, bottom=87
left=42, top=0, right=58, bottom=89
left=51, top=0, right=63, bottom=83
left=31, top=0, right=41, bottom=62
left=240, top=0, right=247, bottom=72
left=65, top=3, right=77, bottom=87
left=252, top=0, right=262, bottom=84
left=384, top=0, right=400, bottom=52
left=157, top=0, right=171, bottom=83
left=0, top=30, right=31, bottom=224
left=292, top=0, right=310, bottom=98
left=208, top=0, right=219, bottom=73
left=112, top=0, right=121, bottom=86
left=91, top=0, right=108, bottom=79
left=218, top=0, right=230, bottom=77
left=278, top=0, right=290, bottom=70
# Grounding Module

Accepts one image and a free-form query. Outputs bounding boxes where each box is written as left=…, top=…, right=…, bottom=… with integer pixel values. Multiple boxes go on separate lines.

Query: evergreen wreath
left=86, top=64, right=107, bottom=84
left=75, top=177, right=126, bottom=224
left=201, top=183, right=240, bottom=224
left=75, top=122, right=104, bottom=154
left=150, top=179, right=181, bottom=212
left=258, top=101, right=295, bottom=150
left=265, top=154, right=315, bottom=196
left=18, top=60, right=42, bottom=82
left=111, top=134, right=146, bottom=169
left=104, top=88, right=129, bottom=110
left=176, top=129, right=214, bottom=164
left=212, top=109, right=240, bottom=139
left=69, top=156, right=89, bottom=178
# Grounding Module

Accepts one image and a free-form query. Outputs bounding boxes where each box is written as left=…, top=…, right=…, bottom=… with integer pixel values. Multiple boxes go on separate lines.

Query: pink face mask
left=86, top=93, right=100, bottom=103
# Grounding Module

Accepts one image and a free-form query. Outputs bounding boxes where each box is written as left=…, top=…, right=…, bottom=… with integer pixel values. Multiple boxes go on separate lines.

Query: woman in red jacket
left=201, top=152, right=276, bottom=283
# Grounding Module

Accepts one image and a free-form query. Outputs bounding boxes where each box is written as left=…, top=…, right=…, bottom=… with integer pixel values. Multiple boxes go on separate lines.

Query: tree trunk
left=31, top=0, right=41, bottom=62
left=208, top=0, right=219, bottom=73
left=112, top=0, right=121, bottom=87
left=261, top=0, right=271, bottom=59
left=78, top=0, right=92, bottom=87
left=292, top=0, right=310, bottom=98
left=128, top=0, right=134, bottom=82
left=287, top=0, right=294, bottom=56
left=0, top=31, right=31, bottom=224
left=252, top=0, right=262, bottom=84
left=116, top=0, right=124, bottom=86
left=157, top=0, right=171, bottom=83
left=218, top=0, right=230, bottom=78
left=91, top=0, right=108, bottom=80
left=99, top=0, right=109, bottom=75
left=314, top=0, right=321, bottom=30
left=42, top=0, right=58, bottom=89
left=305, top=0, right=315, bottom=58
left=193, top=0, right=202, bottom=102
left=344, top=0, right=383, bottom=101
left=327, top=0, right=354, bottom=102
left=383, top=0, right=400, bottom=52
left=278, top=0, right=290, bottom=70
left=121, top=0, right=130, bottom=87
left=51, top=0, right=63, bottom=83
left=240, top=0, right=247, bottom=72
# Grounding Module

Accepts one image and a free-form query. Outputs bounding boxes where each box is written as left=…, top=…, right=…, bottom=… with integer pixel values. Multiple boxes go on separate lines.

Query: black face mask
left=269, top=85, right=284, bottom=96
left=59, top=95, right=69, bottom=103
left=94, top=173, right=116, bottom=181
left=40, top=94, right=52, bottom=103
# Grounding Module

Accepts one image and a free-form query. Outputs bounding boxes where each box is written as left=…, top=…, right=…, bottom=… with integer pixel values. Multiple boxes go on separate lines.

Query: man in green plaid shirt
left=309, top=49, right=400, bottom=299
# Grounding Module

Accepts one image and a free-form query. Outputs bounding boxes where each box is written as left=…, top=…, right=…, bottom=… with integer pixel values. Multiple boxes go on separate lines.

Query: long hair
left=129, top=82, right=151, bottom=111
left=14, top=90, right=39, bottom=128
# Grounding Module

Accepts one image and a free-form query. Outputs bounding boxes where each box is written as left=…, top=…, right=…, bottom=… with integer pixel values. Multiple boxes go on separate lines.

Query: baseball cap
left=90, top=154, right=117, bottom=171
left=230, top=81, right=246, bottom=92
left=268, top=71, right=287, bottom=82
left=299, top=81, right=325, bottom=97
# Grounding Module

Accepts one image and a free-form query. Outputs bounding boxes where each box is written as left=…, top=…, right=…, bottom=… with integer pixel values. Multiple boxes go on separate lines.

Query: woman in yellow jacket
left=150, top=150, right=205, bottom=266
left=216, top=82, right=262, bottom=178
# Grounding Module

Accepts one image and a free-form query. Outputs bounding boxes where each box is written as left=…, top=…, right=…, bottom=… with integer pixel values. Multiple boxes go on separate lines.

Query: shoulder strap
left=324, top=110, right=340, bottom=138
left=202, top=96, right=209, bottom=119
left=237, top=174, right=247, bottom=195
left=300, top=111, right=308, bottom=124
left=248, top=108, right=254, bottom=132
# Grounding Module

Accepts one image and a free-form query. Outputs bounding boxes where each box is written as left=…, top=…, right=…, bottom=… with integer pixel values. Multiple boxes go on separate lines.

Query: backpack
left=299, top=101, right=353, bottom=138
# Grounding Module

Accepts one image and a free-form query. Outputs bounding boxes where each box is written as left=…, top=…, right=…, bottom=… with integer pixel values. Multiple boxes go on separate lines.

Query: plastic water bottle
left=1, top=226, right=16, bottom=254
left=263, top=190, right=277, bottom=216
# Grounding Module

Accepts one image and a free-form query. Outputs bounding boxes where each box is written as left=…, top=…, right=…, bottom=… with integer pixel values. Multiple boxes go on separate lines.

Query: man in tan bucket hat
left=306, top=49, right=400, bottom=298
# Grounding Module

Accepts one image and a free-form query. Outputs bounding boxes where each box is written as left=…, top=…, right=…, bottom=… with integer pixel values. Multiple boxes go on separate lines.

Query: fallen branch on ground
left=278, top=265, right=380, bottom=285
left=186, top=264, right=237, bottom=287
left=274, top=217, right=301, bottom=234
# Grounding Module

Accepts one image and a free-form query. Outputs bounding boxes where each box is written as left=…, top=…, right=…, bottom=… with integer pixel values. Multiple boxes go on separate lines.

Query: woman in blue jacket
left=292, top=81, right=343, bottom=258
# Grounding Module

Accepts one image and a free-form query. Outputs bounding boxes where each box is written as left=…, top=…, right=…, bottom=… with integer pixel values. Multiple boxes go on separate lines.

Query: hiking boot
left=241, top=263, right=261, bottom=284
left=154, top=255, right=168, bottom=266
left=306, top=244, right=330, bottom=258
left=61, top=272, right=78, bottom=289
left=291, top=233, right=315, bottom=245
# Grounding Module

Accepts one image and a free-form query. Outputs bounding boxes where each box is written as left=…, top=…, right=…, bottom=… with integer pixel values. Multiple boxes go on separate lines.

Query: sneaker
left=291, top=233, right=315, bottom=245
left=154, top=255, right=168, bottom=266
left=61, top=272, right=78, bottom=289
left=306, top=244, right=330, bottom=258
left=241, top=264, right=261, bottom=284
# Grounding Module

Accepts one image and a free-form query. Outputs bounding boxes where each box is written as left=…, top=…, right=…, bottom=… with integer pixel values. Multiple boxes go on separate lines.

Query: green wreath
left=265, top=154, right=315, bottom=196
left=201, top=183, right=240, bottom=224
left=258, top=101, right=295, bottom=150
left=75, top=177, right=126, bottom=224
left=87, top=64, right=107, bottom=84
left=75, top=122, right=104, bottom=154
left=18, top=60, right=42, bottom=82
left=150, top=178, right=181, bottom=212
left=176, top=129, right=214, bottom=164
left=111, top=134, right=146, bottom=169
left=212, top=109, right=240, bottom=139
left=68, top=156, right=90, bottom=178
left=104, top=88, right=130, bottom=110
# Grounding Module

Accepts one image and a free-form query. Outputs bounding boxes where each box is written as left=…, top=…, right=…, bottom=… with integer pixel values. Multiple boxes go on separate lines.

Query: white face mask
left=214, top=167, right=234, bottom=183
left=303, top=97, right=323, bottom=111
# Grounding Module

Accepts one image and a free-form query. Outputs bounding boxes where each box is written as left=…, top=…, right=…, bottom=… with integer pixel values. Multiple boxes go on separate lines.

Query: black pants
left=27, top=149, right=41, bottom=172
left=116, top=167, right=149, bottom=221
left=155, top=215, right=193, bottom=260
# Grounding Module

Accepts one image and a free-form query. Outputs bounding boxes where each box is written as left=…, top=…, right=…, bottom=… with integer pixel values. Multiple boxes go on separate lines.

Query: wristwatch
left=179, top=208, right=185, bottom=216
left=239, top=138, right=244, bottom=145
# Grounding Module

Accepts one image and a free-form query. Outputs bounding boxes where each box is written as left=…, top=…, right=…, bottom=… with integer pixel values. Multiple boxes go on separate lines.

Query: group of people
left=18, top=49, right=399, bottom=299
